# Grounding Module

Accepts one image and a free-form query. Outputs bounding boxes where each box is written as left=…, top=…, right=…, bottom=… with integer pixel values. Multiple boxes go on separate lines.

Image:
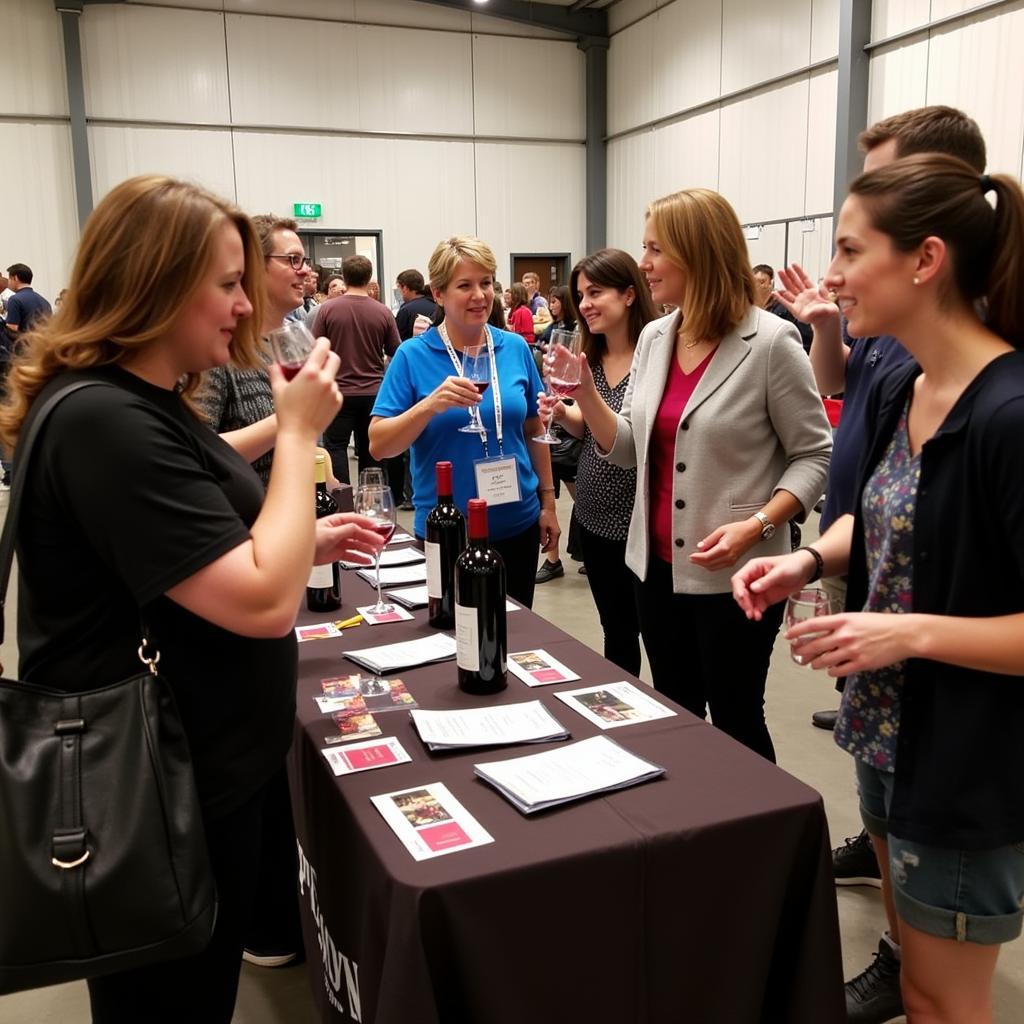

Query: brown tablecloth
left=289, top=564, right=845, bottom=1024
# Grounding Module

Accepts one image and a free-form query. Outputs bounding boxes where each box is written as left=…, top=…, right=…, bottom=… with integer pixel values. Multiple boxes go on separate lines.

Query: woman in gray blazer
left=562, top=188, right=832, bottom=761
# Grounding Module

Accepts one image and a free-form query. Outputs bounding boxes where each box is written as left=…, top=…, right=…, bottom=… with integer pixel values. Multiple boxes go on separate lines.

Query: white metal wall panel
left=871, top=0, right=930, bottom=41
left=89, top=125, right=236, bottom=207
left=607, top=133, right=656, bottom=255
left=805, top=68, right=838, bottom=214
left=721, top=0, right=812, bottom=95
left=651, top=109, right=721, bottom=199
left=354, top=0, right=467, bottom=32
left=796, top=216, right=834, bottom=284
left=472, top=36, right=585, bottom=140
left=231, top=131, right=477, bottom=286
left=1, top=123, right=79, bottom=299
left=652, top=0, right=723, bottom=118
left=867, top=40, right=929, bottom=124
left=810, top=0, right=840, bottom=62
left=719, top=80, right=809, bottom=223
left=609, top=0, right=663, bottom=35
left=744, top=223, right=787, bottom=277
left=81, top=5, right=230, bottom=124
left=926, top=9, right=1024, bottom=176
left=474, top=142, right=587, bottom=280
left=1, top=0, right=68, bottom=116
left=470, top=13, right=572, bottom=39
left=608, top=16, right=656, bottom=135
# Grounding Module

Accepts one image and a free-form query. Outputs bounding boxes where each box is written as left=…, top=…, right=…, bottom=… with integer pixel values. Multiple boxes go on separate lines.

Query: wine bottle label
left=425, top=541, right=442, bottom=600
left=454, top=603, right=480, bottom=671
left=307, top=562, right=335, bottom=589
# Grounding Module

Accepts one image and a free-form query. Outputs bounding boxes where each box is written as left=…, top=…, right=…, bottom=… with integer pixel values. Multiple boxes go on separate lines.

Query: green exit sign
left=293, top=202, right=322, bottom=219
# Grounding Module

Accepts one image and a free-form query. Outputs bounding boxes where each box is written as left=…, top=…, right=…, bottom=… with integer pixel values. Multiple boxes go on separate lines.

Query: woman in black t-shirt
left=0, top=175, right=383, bottom=1023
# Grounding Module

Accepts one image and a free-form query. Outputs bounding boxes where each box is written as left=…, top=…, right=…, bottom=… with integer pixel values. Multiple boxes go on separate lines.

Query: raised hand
left=776, top=263, right=840, bottom=327
left=428, top=375, right=482, bottom=414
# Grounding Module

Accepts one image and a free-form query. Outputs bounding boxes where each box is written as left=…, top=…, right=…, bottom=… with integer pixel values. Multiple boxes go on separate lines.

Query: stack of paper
left=409, top=701, right=569, bottom=751
left=474, top=735, right=665, bottom=814
left=345, top=634, right=457, bottom=674
left=356, top=563, right=428, bottom=588
left=387, top=585, right=430, bottom=609
left=341, top=548, right=425, bottom=570
left=554, top=681, right=676, bottom=730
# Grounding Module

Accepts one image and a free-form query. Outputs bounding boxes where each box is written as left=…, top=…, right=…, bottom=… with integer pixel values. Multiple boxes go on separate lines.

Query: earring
left=913, top=276, right=920, bottom=285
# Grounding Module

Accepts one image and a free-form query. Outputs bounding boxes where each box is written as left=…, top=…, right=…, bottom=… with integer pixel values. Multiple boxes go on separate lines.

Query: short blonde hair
left=428, top=236, right=498, bottom=292
left=0, top=175, right=265, bottom=450
left=647, top=188, right=754, bottom=342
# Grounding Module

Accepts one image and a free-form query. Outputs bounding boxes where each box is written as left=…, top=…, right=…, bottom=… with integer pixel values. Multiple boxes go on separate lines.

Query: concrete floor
left=2, top=487, right=1022, bottom=1023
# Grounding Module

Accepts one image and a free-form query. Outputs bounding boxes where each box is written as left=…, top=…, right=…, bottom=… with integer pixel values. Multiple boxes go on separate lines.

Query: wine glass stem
left=374, top=553, right=384, bottom=607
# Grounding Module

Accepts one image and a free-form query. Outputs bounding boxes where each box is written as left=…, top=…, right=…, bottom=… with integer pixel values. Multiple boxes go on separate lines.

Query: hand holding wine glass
left=785, top=589, right=835, bottom=665
left=353, top=483, right=397, bottom=614
left=458, top=343, right=491, bottom=434
left=268, top=320, right=317, bottom=380
left=534, top=330, right=580, bottom=443
left=270, top=337, right=342, bottom=439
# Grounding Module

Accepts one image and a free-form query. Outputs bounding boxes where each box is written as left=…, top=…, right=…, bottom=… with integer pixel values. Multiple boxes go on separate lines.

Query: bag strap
left=0, top=380, right=113, bottom=645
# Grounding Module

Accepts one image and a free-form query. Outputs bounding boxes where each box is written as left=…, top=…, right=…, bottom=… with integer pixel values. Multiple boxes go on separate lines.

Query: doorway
left=297, top=229, right=386, bottom=299
left=510, top=253, right=572, bottom=296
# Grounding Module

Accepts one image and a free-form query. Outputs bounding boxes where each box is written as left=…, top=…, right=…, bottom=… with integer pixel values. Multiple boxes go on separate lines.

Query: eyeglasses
left=268, top=254, right=312, bottom=271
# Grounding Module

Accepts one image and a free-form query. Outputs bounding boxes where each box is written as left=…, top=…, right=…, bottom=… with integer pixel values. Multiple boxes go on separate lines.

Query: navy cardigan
left=845, top=350, right=1024, bottom=849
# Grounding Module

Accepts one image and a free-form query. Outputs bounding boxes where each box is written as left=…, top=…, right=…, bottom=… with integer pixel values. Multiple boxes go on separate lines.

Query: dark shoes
left=845, top=938, right=904, bottom=1024
left=811, top=708, right=838, bottom=730
left=242, top=947, right=300, bottom=968
left=833, top=829, right=882, bottom=888
left=399, top=500, right=414, bottom=511
left=535, top=559, right=564, bottom=584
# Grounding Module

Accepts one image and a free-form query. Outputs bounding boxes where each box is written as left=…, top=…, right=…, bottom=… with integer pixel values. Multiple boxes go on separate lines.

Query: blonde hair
left=647, top=188, right=755, bottom=342
left=427, top=236, right=498, bottom=293
left=0, top=175, right=265, bottom=450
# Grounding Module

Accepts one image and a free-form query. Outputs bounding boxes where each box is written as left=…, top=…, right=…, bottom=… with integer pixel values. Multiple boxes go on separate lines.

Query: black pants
left=323, top=394, right=383, bottom=486
left=493, top=521, right=541, bottom=609
left=635, top=556, right=783, bottom=762
left=87, top=773, right=283, bottom=1023
left=578, top=525, right=642, bottom=676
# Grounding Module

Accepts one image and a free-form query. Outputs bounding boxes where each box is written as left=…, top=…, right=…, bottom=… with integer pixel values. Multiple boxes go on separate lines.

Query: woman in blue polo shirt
left=369, top=235, right=560, bottom=607
left=734, top=154, right=1024, bottom=1024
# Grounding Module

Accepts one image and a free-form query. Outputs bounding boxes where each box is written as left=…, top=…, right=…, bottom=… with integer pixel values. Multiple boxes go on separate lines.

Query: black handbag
left=0, top=380, right=217, bottom=995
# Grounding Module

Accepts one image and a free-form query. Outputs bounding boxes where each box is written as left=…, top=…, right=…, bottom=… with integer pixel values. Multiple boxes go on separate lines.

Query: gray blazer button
left=675, top=499, right=685, bottom=509
left=676, top=462, right=686, bottom=472
left=675, top=538, right=685, bottom=548
left=680, top=421, right=689, bottom=430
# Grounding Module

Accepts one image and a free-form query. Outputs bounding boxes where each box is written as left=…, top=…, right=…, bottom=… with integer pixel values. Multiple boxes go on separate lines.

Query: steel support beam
left=56, top=0, right=93, bottom=229
left=833, top=0, right=872, bottom=222
left=411, top=0, right=606, bottom=37
left=581, top=36, right=607, bottom=252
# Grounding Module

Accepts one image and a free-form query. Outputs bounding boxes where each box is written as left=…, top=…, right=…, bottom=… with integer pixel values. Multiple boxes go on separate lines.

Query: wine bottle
left=425, top=461, right=466, bottom=629
left=454, top=499, right=507, bottom=695
left=306, top=453, right=342, bottom=613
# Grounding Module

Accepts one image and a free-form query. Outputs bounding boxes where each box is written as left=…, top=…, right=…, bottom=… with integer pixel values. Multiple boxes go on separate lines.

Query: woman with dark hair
left=0, top=175, right=382, bottom=1021
left=506, top=282, right=535, bottom=346
left=536, top=285, right=576, bottom=346
left=550, top=193, right=831, bottom=760
left=734, top=155, right=1024, bottom=1023
left=539, top=249, right=657, bottom=673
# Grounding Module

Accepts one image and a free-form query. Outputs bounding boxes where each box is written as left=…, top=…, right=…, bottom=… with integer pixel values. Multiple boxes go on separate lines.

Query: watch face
left=762, top=523, right=776, bottom=540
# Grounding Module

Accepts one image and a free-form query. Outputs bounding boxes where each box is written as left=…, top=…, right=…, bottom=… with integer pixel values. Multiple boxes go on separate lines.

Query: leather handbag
left=0, top=380, right=216, bottom=995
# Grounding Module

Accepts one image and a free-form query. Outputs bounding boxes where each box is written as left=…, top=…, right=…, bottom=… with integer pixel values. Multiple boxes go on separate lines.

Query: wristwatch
left=751, top=512, right=776, bottom=541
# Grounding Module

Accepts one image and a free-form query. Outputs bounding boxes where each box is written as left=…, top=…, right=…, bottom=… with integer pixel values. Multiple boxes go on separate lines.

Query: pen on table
left=335, top=614, right=363, bottom=629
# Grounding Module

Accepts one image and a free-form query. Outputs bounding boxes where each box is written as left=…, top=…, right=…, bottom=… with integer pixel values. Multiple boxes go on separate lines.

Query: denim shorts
left=856, top=758, right=1024, bottom=945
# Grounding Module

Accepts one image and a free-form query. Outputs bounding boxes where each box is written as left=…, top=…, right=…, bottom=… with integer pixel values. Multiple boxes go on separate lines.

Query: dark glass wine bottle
left=306, top=453, right=342, bottom=613
left=425, top=461, right=466, bottom=629
left=454, top=499, right=507, bottom=695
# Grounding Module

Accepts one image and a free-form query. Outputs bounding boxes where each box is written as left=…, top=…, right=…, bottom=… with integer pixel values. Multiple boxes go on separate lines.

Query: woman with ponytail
left=734, top=154, right=1024, bottom=1024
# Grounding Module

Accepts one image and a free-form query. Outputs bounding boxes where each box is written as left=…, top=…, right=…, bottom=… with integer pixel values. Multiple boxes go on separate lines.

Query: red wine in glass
left=548, top=378, right=579, bottom=398
left=370, top=519, right=396, bottom=543
left=280, top=361, right=304, bottom=381
left=473, top=381, right=490, bottom=395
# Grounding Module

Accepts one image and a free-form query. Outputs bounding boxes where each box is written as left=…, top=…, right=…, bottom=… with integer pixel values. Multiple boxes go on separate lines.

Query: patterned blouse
left=834, top=400, right=920, bottom=772
left=574, top=361, right=637, bottom=541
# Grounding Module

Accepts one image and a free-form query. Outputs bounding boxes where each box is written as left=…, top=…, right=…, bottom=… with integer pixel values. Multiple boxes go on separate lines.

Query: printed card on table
left=324, top=694, right=383, bottom=745
left=314, top=674, right=361, bottom=713
left=357, top=604, right=415, bottom=626
left=371, top=782, right=494, bottom=861
left=555, top=681, right=677, bottom=730
left=295, top=621, right=344, bottom=642
left=507, top=649, right=581, bottom=687
left=356, top=677, right=418, bottom=714
left=321, top=737, right=411, bottom=777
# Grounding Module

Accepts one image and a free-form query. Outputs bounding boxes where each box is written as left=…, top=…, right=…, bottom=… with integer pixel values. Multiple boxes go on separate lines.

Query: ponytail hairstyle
left=0, top=175, right=265, bottom=451
left=849, top=153, right=1024, bottom=348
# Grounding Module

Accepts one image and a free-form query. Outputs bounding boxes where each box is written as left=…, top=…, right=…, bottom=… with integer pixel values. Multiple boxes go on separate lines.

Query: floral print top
left=834, top=400, right=920, bottom=772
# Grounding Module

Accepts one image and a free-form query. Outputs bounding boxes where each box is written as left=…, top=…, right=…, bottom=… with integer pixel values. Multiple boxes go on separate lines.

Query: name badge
left=473, top=456, right=521, bottom=507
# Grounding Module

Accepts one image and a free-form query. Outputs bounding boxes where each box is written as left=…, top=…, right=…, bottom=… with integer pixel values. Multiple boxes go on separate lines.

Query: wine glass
left=354, top=483, right=397, bottom=614
left=358, top=467, right=386, bottom=489
left=458, top=343, right=491, bottom=434
left=534, top=330, right=581, bottom=443
left=785, top=589, right=835, bottom=665
left=267, top=320, right=316, bottom=379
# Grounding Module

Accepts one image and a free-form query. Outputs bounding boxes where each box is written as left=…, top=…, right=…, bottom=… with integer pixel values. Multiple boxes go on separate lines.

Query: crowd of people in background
left=3, top=102, right=1024, bottom=1024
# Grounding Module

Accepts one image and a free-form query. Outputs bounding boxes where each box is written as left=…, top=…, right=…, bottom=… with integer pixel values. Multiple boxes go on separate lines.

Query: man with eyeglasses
left=312, top=254, right=400, bottom=485
left=277, top=252, right=313, bottom=323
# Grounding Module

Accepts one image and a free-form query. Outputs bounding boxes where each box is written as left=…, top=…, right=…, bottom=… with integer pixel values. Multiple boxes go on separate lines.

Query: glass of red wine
left=458, top=342, right=491, bottom=434
left=267, top=320, right=316, bottom=380
left=354, top=483, right=397, bottom=614
left=534, top=329, right=581, bottom=443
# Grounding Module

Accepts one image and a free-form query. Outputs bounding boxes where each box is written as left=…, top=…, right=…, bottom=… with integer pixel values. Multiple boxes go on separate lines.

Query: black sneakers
left=535, top=559, right=564, bottom=584
left=811, top=708, right=838, bottom=730
left=833, top=829, right=882, bottom=888
left=845, top=938, right=904, bottom=1024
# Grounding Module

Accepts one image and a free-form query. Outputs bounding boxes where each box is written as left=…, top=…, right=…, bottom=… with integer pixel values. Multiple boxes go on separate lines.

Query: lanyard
left=438, top=323, right=504, bottom=457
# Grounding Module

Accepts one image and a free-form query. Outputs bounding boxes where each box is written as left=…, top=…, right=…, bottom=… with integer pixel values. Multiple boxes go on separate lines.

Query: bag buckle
left=51, top=828, right=91, bottom=870
left=137, top=639, right=161, bottom=676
